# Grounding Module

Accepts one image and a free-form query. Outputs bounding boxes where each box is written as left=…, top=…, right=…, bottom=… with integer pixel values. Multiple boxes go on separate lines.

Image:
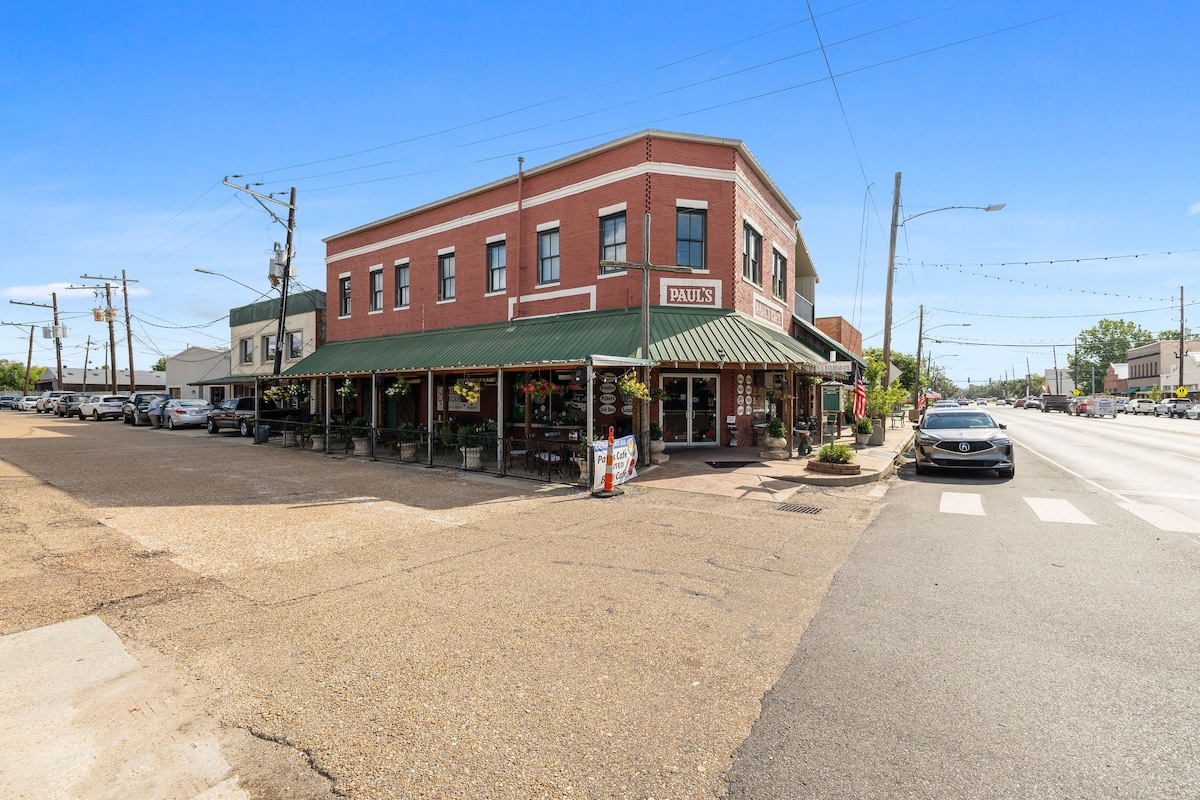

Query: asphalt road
left=727, top=407, right=1200, bottom=798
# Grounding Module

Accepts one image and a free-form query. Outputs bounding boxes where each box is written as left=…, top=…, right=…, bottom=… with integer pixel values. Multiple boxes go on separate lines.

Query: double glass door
left=661, top=375, right=718, bottom=445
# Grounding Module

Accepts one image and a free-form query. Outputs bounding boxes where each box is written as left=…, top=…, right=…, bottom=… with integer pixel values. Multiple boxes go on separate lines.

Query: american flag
left=853, top=368, right=867, bottom=420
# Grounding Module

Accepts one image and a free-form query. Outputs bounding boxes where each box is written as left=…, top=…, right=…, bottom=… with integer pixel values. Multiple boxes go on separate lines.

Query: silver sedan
left=163, top=399, right=214, bottom=430
left=912, top=407, right=1015, bottom=479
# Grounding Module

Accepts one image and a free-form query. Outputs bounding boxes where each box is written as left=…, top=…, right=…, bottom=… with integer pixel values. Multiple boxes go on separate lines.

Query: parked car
left=1185, top=404, right=1200, bottom=420
left=0, top=394, right=20, bottom=409
left=51, top=393, right=88, bottom=418
left=1127, top=398, right=1155, bottom=415
left=1114, top=398, right=1128, bottom=413
left=14, top=396, right=41, bottom=411
left=206, top=396, right=286, bottom=436
left=162, top=398, right=214, bottom=430
left=1024, top=397, right=1043, bottom=410
left=1013, top=398, right=1026, bottom=408
left=912, top=407, right=1014, bottom=479
left=122, top=391, right=173, bottom=425
left=1154, top=398, right=1192, bottom=418
left=36, top=391, right=70, bottom=413
left=1068, top=397, right=1088, bottom=416
left=79, top=394, right=128, bottom=421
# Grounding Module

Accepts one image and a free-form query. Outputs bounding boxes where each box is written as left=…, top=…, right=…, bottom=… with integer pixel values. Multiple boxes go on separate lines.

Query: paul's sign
left=660, top=279, right=721, bottom=307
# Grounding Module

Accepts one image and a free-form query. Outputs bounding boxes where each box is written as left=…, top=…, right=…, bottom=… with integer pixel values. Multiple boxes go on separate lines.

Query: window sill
left=597, top=270, right=627, bottom=280
left=536, top=281, right=561, bottom=289
left=338, top=315, right=351, bottom=320
left=436, top=298, right=456, bottom=305
left=392, top=305, right=409, bottom=312
left=484, top=290, right=507, bottom=298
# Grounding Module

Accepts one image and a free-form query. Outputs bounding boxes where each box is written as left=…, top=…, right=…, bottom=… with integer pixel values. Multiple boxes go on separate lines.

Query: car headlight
left=916, top=435, right=939, bottom=446
left=988, top=437, right=1011, bottom=447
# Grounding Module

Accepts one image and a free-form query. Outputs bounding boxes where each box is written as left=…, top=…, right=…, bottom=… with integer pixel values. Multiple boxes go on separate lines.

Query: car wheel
left=77, top=411, right=85, bottom=420
left=207, top=419, right=220, bottom=434
left=92, top=411, right=100, bottom=421
left=914, top=462, right=930, bottom=476
left=131, top=413, right=140, bottom=426
left=238, top=419, right=251, bottom=437
left=998, top=466, right=1015, bottom=479
left=167, top=416, right=175, bottom=430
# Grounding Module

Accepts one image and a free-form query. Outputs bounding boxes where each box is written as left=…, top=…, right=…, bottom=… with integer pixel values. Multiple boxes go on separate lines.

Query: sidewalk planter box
left=805, top=460, right=861, bottom=476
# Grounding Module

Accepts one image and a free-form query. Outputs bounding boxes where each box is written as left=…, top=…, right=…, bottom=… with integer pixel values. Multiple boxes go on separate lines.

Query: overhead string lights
left=905, top=247, right=1199, bottom=303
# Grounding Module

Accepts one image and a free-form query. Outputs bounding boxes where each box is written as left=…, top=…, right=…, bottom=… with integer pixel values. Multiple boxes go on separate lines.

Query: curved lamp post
left=879, top=169, right=1003, bottom=387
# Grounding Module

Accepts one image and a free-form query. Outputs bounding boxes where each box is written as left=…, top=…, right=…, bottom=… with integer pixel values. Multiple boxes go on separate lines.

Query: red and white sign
left=660, top=279, right=721, bottom=307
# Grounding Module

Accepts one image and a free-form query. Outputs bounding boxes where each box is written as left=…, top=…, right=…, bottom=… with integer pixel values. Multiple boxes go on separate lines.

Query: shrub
left=767, top=417, right=787, bottom=438
left=648, top=422, right=664, bottom=440
left=817, top=443, right=855, bottom=464
left=855, top=417, right=873, bottom=434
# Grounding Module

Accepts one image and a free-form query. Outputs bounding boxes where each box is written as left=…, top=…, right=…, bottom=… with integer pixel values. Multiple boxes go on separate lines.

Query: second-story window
left=743, top=224, right=762, bottom=285
left=772, top=249, right=787, bottom=300
left=487, top=242, right=506, bottom=293
left=439, top=253, right=456, bottom=301
left=287, top=331, right=303, bottom=360
left=261, top=334, right=277, bottom=363
left=676, top=208, right=706, bottom=269
left=599, top=213, right=626, bottom=273
left=538, top=228, right=560, bottom=285
left=369, top=269, right=383, bottom=312
left=239, top=338, right=253, bottom=364
left=395, top=263, right=409, bottom=307
left=339, top=276, right=351, bottom=316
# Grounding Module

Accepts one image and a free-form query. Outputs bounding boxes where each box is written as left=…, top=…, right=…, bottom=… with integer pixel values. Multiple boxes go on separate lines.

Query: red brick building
left=286, top=130, right=859, bottom=454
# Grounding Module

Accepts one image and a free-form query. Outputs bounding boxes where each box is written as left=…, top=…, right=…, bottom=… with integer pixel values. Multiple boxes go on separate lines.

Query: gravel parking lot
left=0, top=411, right=880, bottom=798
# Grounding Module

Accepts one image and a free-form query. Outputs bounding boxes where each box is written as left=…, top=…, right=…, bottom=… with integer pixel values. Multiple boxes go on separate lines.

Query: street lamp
left=880, top=169, right=1003, bottom=386
left=913, top=304, right=971, bottom=407
left=924, top=352, right=959, bottom=400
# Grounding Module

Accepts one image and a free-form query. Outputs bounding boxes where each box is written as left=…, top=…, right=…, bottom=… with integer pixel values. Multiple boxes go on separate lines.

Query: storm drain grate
left=777, top=504, right=823, bottom=515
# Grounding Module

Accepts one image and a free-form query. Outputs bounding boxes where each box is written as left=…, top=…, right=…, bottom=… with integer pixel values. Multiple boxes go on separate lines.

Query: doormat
left=705, top=461, right=765, bottom=469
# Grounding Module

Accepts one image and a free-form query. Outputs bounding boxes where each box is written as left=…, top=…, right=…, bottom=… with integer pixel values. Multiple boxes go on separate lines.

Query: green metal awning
left=280, top=306, right=826, bottom=378
left=1124, top=386, right=1142, bottom=394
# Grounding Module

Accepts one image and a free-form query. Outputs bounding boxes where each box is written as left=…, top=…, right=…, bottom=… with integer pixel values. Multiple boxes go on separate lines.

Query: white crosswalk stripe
left=1023, top=497, right=1096, bottom=525
left=1117, top=502, right=1200, bottom=534
left=939, top=492, right=985, bottom=516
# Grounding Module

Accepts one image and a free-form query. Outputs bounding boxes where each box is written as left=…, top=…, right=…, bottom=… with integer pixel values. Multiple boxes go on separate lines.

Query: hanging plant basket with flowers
left=385, top=378, right=410, bottom=398
left=617, top=372, right=650, bottom=401
left=453, top=380, right=481, bottom=404
left=287, top=383, right=310, bottom=399
left=336, top=379, right=358, bottom=399
left=262, top=385, right=288, bottom=403
left=520, top=375, right=557, bottom=398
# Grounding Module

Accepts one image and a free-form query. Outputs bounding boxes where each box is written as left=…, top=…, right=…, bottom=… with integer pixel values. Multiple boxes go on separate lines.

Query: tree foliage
left=0, top=360, right=51, bottom=393
left=1069, top=319, right=1155, bottom=395
left=152, top=357, right=167, bottom=372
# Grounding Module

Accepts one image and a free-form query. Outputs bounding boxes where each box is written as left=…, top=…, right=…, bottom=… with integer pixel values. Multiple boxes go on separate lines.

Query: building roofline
left=324, top=130, right=799, bottom=243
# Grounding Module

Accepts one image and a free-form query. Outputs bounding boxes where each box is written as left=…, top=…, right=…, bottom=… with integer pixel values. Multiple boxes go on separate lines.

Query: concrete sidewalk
left=633, top=425, right=914, bottom=500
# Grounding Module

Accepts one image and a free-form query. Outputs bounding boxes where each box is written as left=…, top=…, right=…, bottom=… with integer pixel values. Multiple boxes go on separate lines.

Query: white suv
left=35, top=391, right=70, bottom=413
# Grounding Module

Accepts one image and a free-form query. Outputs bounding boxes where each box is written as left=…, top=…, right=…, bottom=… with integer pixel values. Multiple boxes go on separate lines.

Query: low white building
left=165, top=347, right=230, bottom=403
left=1043, top=368, right=1077, bottom=395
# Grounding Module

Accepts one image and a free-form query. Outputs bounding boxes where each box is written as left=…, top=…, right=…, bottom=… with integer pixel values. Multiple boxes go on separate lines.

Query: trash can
left=254, top=424, right=270, bottom=444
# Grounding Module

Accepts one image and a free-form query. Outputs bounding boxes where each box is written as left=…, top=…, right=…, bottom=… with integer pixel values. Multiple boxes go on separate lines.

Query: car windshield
left=923, top=412, right=999, bottom=430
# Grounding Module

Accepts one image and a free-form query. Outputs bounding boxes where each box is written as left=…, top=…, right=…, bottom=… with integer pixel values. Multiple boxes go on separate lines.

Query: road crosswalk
left=937, top=491, right=1200, bottom=534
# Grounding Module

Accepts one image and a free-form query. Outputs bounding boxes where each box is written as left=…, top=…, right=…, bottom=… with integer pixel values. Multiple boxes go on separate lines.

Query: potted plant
left=763, top=416, right=788, bottom=455
left=806, top=442, right=861, bottom=475
left=306, top=419, right=325, bottom=451
left=648, top=421, right=668, bottom=463
left=281, top=414, right=299, bottom=447
left=459, top=426, right=483, bottom=469
left=349, top=416, right=370, bottom=455
left=854, top=417, right=873, bottom=445
left=397, top=422, right=419, bottom=461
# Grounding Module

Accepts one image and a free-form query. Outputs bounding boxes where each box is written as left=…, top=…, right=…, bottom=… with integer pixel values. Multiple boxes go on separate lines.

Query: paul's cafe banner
left=589, top=434, right=638, bottom=491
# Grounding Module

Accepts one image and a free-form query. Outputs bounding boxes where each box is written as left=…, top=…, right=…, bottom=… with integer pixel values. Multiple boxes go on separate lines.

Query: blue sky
left=2, top=1, right=1197, bottom=389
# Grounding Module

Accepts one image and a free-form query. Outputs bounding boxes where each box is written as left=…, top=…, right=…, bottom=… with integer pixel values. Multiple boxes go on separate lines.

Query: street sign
left=1176, top=386, right=1188, bottom=398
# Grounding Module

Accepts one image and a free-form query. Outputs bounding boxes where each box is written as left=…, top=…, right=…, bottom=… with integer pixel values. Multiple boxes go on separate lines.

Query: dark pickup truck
left=206, top=397, right=287, bottom=436
left=1040, top=394, right=1071, bottom=413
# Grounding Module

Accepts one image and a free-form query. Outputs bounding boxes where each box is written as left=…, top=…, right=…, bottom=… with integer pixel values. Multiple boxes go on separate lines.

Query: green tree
left=1069, top=319, right=1155, bottom=395
left=152, top=357, right=167, bottom=372
left=0, top=359, right=51, bottom=393
left=1157, top=327, right=1193, bottom=341
left=862, top=347, right=917, bottom=393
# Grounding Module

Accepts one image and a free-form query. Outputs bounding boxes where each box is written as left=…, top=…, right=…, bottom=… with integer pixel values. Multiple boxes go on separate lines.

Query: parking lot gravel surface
left=0, top=411, right=881, bottom=798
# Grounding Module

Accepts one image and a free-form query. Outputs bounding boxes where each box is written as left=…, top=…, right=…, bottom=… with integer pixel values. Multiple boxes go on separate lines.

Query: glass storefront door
left=661, top=375, right=718, bottom=445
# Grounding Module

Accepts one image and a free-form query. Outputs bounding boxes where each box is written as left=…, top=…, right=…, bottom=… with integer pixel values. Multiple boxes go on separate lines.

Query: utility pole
left=881, top=172, right=902, bottom=385
left=222, top=178, right=297, bottom=377
left=81, top=273, right=139, bottom=391
left=8, top=294, right=64, bottom=387
left=912, top=304, right=924, bottom=409
left=24, top=324, right=34, bottom=395
left=1180, top=286, right=1186, bottom=395
left=82, top=336, right=92, bottom=394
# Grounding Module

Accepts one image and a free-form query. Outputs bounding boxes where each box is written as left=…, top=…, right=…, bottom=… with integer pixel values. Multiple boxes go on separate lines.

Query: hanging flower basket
left=385, top=378, right=410, bottom=398
left=617, top=373, right=650, bottom=401
left=520, top=377, right=557, bottom=397
left=287, top=383, right=310, bottom=399
left=336, top=379, right=358, bottom=399
left=262, top=385, right=288, bottom=402
left=453, top=380, right=481, bottom=404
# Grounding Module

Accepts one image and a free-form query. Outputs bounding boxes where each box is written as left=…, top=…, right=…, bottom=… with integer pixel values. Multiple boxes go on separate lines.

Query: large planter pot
left=460, top=446, right=482, bottom=470
left=869, top=419, right=885, bottom=446
left=855, top=433, right=870, bottom=446
left=806, top=459, right=861, bottom=475
left=282, top=430, right=298, bottom=447
left=351, top=436, right=371, bottom=456
left=399, top=441, right=418, bottom=461
left=648, top=438, right=669, bottom=465
left=310, top=435, right=325, bottom=451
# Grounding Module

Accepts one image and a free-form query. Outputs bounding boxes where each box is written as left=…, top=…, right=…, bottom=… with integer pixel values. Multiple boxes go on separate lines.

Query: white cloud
left=1190, top=201, right=1200, bottom=215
